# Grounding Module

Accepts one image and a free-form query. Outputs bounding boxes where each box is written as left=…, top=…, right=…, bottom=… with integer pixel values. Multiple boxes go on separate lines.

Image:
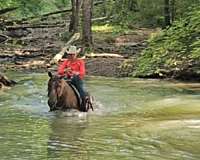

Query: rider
left=57, top=45, right=87, bottom=111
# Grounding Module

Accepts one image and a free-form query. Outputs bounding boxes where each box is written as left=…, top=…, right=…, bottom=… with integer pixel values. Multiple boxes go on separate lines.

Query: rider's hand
left=64, top=67, right=71, bottom=73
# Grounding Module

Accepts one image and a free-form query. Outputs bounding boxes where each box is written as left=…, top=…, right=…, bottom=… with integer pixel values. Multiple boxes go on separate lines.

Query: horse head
left=47, top=72, right=65, bottom=111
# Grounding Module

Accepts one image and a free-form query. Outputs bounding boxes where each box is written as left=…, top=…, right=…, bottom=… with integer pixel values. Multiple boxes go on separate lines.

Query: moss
left=92, top=24, right=132, bottom=36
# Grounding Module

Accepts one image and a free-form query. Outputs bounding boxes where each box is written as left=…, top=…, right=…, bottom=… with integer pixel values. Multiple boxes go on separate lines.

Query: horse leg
left=85, top=96, right=94, bottom=111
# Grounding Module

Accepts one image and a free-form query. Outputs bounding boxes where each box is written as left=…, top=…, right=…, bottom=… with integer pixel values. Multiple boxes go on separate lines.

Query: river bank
left=2, top=15, right=199, bottom=82
left=0, top=17, right=155, bottom=77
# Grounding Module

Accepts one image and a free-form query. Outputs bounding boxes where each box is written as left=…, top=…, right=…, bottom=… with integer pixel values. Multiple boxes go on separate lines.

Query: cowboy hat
left=66, top=45, right=81, bottom=54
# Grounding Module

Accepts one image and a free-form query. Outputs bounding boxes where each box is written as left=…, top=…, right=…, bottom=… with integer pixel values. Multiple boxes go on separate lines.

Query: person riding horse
left=57, top=45, right=87, bottom=110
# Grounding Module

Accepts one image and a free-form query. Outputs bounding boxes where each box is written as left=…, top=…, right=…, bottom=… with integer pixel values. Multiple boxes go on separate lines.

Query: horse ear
left=48, top=72, right=52, bottom=78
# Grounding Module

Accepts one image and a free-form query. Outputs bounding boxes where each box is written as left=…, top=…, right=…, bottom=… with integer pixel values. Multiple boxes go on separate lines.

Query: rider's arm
left=57, top=60, right=68, bottom=76
left=78, top=60, right=85, bottom=79
left=70, top=60, right=85, bottom=79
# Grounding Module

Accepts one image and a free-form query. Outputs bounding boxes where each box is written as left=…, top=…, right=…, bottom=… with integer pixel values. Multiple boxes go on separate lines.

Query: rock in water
left=0, top=74, right=16, bottom=88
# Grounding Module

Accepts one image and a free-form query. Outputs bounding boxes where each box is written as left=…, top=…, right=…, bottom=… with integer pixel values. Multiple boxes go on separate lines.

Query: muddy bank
left=0, top=16, right=155, bottom=77
left=0, top=56, right=124, bottom=77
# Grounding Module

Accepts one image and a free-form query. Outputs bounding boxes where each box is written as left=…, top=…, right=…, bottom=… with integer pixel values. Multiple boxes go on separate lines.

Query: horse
left=47, top=72, right=93, bottom=112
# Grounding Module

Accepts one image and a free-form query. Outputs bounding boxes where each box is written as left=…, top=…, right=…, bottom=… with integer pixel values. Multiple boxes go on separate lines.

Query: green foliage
left=60, top=31, right=74, bottom=42
left=130, top=0, right=164, bottom=27
left=92, top=24, right=132, bottom=35
left=135, top=6, right=200, bottom=78
left=118, top=59, right=136, bottom=77
left=0, top=0, right=70, bottom=19
left=94, top=0, right=200, bottom=27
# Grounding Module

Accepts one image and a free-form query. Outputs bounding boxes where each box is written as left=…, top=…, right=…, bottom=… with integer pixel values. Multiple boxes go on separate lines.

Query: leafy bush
left=0, top=0, right=70, bottom=19
left=135, top=6, right=200, bottom=79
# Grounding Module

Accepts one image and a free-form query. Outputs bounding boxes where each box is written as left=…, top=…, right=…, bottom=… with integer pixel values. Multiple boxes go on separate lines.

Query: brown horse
left=47, top=72, right=93, bottom=112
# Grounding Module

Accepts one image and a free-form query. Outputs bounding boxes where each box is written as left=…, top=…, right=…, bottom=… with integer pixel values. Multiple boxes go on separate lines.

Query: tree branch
left=50, top=33, right=81, bottom=64
left=0, top=7, right=18, bottom=15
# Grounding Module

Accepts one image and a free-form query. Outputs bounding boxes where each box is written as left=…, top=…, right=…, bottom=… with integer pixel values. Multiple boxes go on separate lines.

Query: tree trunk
left=0, top=7, right=18, bottom=15
left=164, top=0, right=171, bottom=27
left=170, top=0, right=176, bottom=22
left=82, top=0, right=93, bottom=47
left=74, top=0, right=81, bottom=32
left=128, top=0, right=138, bottom=12
left=69, top=0, right=81, bottom=33
left=103, top=0, right=107, bottom=16
left=69, top=0, right=76, bottom=32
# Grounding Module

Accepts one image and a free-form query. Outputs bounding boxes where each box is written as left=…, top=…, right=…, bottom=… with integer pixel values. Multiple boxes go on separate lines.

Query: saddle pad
left=68, top=83, right=82, bottom=107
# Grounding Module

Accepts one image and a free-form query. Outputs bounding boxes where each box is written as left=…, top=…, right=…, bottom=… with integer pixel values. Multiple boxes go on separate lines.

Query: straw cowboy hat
left=66, top=45, right=81, bottom=54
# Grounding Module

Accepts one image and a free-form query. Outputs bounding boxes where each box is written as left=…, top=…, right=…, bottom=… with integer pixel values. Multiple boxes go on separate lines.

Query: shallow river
left=0, top=72, right=200, bottom=160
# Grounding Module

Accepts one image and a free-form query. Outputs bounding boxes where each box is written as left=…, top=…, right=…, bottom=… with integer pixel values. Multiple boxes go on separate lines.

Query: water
left=0, top=72, right=200, bottom=160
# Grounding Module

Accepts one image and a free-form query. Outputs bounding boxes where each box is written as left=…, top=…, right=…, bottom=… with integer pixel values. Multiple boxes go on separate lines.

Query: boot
left=80, top=97, right=87, bottom=112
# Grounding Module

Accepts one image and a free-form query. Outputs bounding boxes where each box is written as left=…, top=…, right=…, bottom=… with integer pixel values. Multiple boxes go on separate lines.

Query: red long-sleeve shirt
left=57, top=59, right=85, bottom=79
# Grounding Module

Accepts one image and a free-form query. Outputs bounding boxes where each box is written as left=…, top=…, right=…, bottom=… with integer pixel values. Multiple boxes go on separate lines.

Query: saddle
left=67, top=81, right=94, bottom=112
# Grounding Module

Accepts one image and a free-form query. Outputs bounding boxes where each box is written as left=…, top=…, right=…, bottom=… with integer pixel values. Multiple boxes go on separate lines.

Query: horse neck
left=61, top=81, right=72, bottom=97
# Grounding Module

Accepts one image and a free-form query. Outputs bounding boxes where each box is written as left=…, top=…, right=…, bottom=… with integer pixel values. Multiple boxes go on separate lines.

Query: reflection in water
left=47, top=116, right=89, bottom=160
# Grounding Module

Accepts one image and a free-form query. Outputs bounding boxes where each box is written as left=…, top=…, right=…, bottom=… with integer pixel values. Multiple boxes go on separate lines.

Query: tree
left=170, top=0, right=175, bottom=22
left=82, top=0, right=93, bottom=47
left=69, top=0, right=82, bottom=33
left=164, top=0, right=171, bottom=27
left=163, top=0, right=176, bottom=27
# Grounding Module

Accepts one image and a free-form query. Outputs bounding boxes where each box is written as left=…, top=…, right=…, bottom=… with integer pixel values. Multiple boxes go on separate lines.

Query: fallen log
left=94, top=1, right=104, bottom=6
left=92, top=16, right=107, bottom=22
left=42, top=9, right=72, bottom=17
left=0, top=48, right=53, bottom=60
left=85, top=53, right=124, bottom=58
left=0, top=47, right=53, bottom=54
left=92, top=16, right=114, bottom=23
left=50, top=33, right=81, bottom=64
left=3, top=8, right=72, bottom=25
left=0, top=74, right=16, bottom=89
left=6, top=28, right=31, bottom=38
left=6, top=23, right=66, bottom=30
left=0, top=7, right=18, bottom=15
left=0, top=34, right=8, bottom=43
left=14, top=60, right=46, bottom=67
left=0, top=53, right=13, bottom=58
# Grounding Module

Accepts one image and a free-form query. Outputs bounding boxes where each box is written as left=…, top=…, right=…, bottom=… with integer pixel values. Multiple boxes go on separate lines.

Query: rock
left=6, top=28, right=31, bottom=38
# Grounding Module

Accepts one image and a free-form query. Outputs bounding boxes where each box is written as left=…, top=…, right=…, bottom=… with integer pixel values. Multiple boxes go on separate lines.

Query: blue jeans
left=70, top=75, right=86, bottom=99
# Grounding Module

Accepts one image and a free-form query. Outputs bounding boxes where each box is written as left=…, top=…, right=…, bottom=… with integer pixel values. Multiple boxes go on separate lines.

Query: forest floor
left=0, top=17, right=157, bottom=77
